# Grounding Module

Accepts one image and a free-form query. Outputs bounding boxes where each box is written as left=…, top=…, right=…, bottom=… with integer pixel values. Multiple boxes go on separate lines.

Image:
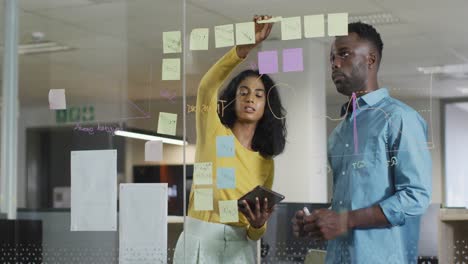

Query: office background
left=1, top=0, right=467, bottom=263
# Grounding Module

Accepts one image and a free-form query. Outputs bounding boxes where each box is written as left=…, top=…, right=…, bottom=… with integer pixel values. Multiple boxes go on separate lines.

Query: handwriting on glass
left=160, top=89, right=177, bottom=103
left=74, top=123, right=122, bottom=136
left=167, top=38, right=181, bottom=52
left=187, top=100, right=227, bottom=116
left=351, top=157, right=398, bottom=169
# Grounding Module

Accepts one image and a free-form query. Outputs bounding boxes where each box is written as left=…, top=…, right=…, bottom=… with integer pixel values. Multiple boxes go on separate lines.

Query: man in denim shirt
left=292, top=22, right=432, bottom=263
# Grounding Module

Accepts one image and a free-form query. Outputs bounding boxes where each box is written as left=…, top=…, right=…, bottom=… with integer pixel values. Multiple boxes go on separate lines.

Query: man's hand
left=292, top=210, right=306, bottom=237
left=292, top=210, right=321, bottom=239
left=306, top=209, right=349, bottom=241
left=236, top=15, right=274, bottom=58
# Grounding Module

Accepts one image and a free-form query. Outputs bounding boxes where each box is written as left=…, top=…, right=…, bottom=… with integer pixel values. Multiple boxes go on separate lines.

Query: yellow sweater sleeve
left=247, top=165, right=275, bottom=240
left=195, top=47, right=244, bottom=145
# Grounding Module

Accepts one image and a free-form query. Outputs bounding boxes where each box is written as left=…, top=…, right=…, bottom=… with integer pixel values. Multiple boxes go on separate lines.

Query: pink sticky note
left=283, top=48, right=304, bottom=72
left=258, top=50, right=278, bottom=74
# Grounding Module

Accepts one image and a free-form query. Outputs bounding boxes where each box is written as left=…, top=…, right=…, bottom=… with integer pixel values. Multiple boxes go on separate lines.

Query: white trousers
left=173, top=217, right=256, bottom=264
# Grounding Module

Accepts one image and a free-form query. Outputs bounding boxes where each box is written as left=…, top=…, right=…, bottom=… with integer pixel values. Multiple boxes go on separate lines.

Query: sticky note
left=71, top=150, right=117, bottom=231
left=236, top=22, right=255, bottom=45
left=194, top=188, right=213, bottom=211
left=194, top=162, right=213, bottom=185
left=190, top=28, right=209, bottom=50
left=281, top=16, right=302, bottom=40
left=157, top=112, right=177, bottom=136
left=258, top=50, right=279, bottom=74
left=304, top=14, right=325, bottom=38
left=49, top=89, right=66, bottom=110
left=119, top=183, right=167, bottom=263
left=162, top=58, right=180, bottom=81
left=145, top=140, right=163, bottom=162
left=216, top=136, right=235, bottom=157
left=215, top=24, right=234, bottom=48
left=219, top=200, right=239, bottom=223
left=163, top=31, right=182, bottom=54
left=328, top=13, right=348, bottom=36
left=283, top=48, right=304, bottom=72
left=217, top=168, right=235, bottom=189
left=257, top=16, right=283, bottom=24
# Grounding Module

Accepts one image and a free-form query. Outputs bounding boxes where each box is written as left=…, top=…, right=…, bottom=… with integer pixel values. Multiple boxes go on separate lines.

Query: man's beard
left=334, top=66, right=367, bottom=96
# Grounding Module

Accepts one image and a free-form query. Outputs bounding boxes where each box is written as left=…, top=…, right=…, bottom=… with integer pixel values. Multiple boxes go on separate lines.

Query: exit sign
left=56, top=106, right=95, bottom=124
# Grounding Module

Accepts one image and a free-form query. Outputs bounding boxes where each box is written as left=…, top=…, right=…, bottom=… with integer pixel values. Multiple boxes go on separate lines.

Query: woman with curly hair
left=174, top=15, right=286, bottom=263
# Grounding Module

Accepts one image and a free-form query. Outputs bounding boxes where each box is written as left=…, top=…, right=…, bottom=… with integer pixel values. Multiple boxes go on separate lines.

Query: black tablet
left=238, top=185, right=285, bottom=210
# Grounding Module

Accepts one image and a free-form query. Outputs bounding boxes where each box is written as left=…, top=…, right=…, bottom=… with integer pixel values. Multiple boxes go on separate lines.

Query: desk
left=438, top=208, right=468, bottom=263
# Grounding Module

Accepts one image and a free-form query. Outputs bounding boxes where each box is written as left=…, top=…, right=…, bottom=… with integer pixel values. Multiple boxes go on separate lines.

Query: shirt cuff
left=379, top=197, right=406, bottom=226
left=247, top=224, right=266, bottom=241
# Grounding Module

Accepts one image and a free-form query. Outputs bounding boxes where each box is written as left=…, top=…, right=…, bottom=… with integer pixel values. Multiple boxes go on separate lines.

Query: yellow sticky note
left=162, top=58, right=180, bottom=81
left=157, top=112, right=177, bottom=136
left=190, top=28, right=209, bottom=50
left=194, top=188, right=213, bottom=211
left=215, top=24, right=234, bottom=48
left=328, top=13, right=348, bottom=36
left=236, top=22, right=255, bottom=45
left=219, top=200, right=239, bottom=223
left=281, top=16, right=302, bottom=40
left=193, top=162, right=213, bottom=185
left=163, top=31, right=182, bottom=54
left=304, top=14, right=325, bottom=38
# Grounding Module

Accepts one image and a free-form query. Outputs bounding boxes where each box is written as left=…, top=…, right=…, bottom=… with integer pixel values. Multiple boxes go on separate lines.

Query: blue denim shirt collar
left=360, top=88, right=389, bottom=107
left=340, top=88, right=389, bottom=117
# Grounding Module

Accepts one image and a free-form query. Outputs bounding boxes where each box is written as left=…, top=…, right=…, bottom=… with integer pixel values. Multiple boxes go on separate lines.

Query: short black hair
left=348, top=22, right=384, bottom=60
left=219, top=70, right=287, bottom=158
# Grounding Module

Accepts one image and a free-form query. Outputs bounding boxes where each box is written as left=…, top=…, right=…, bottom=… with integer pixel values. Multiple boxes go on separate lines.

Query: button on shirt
left=326, top=88, right=432, bottom=264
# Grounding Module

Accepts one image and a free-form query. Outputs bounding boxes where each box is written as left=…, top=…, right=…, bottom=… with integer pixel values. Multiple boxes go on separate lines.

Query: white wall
left=445, top=102, right=468, bottom=207
left=260, top=39, right=328, bottom=203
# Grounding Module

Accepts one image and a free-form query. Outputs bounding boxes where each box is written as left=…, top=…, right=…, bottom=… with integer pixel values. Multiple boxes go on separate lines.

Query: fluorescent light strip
left=1, top=42, right=73, bottom=55
left=18, top=45, right=72, bottom=55
left=418, top=64, right=468, bottom=74
left=457, top=87, right=468, bottom=94
left=114, top=130, right=187, bottom=146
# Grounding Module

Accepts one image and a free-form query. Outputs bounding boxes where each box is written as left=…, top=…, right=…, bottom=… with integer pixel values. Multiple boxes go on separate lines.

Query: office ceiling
left=1, top=0, right=468, bottom=106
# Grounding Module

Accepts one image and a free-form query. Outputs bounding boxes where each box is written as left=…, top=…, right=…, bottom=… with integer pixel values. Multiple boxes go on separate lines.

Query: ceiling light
left=0, top=41, right=74, bottom=55
left=349, top=13, right=400, bottom=25
left=456, top=87, right=468, bottom=94
left=114, top=129, right=187, bottom=146
left=417, top=64, right=468, bottom=74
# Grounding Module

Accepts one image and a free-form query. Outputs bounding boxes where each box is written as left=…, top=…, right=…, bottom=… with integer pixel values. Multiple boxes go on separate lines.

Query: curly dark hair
left=218, top=69, right=287, bottom=158
left=349, top=22, right=384, bottom=62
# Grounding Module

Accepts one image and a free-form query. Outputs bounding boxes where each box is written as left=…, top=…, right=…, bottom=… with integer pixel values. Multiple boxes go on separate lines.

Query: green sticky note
left=235, top=22, right=255, bottom=45
left=215, top=24, right=234, bottom=48
left=219, top=200, right=239, bottom=223
left=162, top=58, right=180, bottom=81
left=304, top=14, right=325, bottom=38
left=328, top=13, right=348, bottom=36
left=157, top=112, right=177, bottom=136
left=190, top=28, right=209, bottom=50
left=163, top=31, right=182, bottom=54
left=194, top=162, right=213, bottom=185
left=281, top=16, right=302, bottom=40
left=194, top=188, right=213, bottom=211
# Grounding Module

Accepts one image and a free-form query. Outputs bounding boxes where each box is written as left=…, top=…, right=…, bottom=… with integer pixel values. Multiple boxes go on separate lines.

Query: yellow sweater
left=188, top=47, right=274, bottom=241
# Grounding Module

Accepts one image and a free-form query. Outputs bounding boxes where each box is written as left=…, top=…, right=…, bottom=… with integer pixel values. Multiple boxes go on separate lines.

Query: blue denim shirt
left=326, top=88, right=432, bottom=264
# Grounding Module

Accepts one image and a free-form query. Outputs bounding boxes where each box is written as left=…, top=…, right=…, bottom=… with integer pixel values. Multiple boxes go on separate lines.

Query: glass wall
left=1, top=0, right=467, bottom=263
